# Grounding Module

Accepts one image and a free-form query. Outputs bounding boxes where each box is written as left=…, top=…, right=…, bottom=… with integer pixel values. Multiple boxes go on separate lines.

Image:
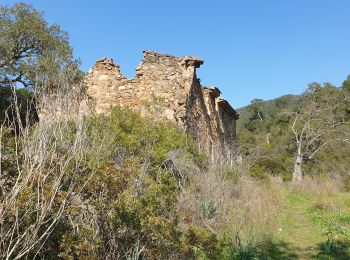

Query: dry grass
left=0, top=79, right=88, bottom=259
left=176, top=157, right=280, bottom=245
left=291, top=175, right=342, bottom=195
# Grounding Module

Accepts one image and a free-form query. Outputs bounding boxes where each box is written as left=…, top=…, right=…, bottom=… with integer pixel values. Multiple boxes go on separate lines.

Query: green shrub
left=200, top=198, right=217, bottom=220
left=218, top=236, right=264, bottom=260
left=316, top=217, right=349, bottom=258
left=220, top=167, right=241, bottom=183
left=248, top=157, right=289, bottom=183
left=55, top=107, right=205, bottom=258
left=182, top=227, right=220, bottom=259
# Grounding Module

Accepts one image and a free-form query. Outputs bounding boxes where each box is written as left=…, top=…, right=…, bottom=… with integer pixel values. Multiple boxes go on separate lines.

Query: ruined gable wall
left=84, top=51, right=238, bottom=166
left=85, top=51, right=203, bottom=127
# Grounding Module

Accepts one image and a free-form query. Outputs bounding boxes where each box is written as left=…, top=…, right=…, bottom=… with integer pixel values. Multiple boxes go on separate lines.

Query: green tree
left=342, top=75, right=350, bottom=92
left=249, top=98, right=264, bottom=121
left=342, top=75, right=350, bottom=121
left=0, top=2, right=81, bottom=91
left=291, top=83, right=350, bottom=181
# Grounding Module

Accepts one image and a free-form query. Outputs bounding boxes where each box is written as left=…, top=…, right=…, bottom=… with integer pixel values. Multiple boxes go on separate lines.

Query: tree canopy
left=238, top=78, right=350, bottom=181
left=0, top=2, right=81, bottom=91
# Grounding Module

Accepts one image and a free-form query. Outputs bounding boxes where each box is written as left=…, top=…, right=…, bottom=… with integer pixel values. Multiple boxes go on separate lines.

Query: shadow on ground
left=259, top=239, right=350, bottom=259
left=313, top=240, right=350, bottom=260
left=259, top=240, right=299, bottom=259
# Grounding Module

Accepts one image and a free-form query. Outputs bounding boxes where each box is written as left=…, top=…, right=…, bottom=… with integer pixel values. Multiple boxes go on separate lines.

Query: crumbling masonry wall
left=84, top=51, right=239, bottom=166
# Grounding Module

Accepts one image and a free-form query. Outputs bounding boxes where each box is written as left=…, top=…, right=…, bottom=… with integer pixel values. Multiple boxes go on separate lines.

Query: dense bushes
left=1, top=90, right=348, bottom=258
left=1, top=104, right=283, bottom=258
left=47, top=107, right=205, bottom=258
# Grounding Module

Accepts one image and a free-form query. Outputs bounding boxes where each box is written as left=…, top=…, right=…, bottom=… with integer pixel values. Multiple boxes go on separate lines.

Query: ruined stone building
left=83, top=51, right=239, bottom=166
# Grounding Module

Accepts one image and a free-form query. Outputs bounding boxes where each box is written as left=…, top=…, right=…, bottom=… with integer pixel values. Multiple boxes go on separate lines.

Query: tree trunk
left=293, top=154, right=303, bottom=182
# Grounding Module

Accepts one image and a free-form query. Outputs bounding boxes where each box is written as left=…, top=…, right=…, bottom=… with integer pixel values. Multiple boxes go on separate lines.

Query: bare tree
left=291, top=83, right=350, bottom=182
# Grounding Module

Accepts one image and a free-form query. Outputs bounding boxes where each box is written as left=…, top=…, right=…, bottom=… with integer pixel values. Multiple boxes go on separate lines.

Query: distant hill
left=237, top=94, right=302, bottom=128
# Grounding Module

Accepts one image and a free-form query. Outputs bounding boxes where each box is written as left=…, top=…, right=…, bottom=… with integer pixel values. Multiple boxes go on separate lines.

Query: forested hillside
left=237, top=80, right=350, bottom=182
left=238, top=94, right=301, bottom=127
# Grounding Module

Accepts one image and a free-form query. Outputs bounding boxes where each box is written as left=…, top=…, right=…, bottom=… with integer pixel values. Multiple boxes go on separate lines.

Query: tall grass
left=177, top=157, right=280, bottom=254
left=0, top=79, right=87, bottom=259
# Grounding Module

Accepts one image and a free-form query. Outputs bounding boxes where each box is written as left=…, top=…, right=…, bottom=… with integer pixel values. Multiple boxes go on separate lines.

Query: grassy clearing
left=265, top=181, right=350, bottom=259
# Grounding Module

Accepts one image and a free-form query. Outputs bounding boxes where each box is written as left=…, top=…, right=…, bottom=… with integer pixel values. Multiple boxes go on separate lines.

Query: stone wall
left=84, top=51, right=239, bottom=166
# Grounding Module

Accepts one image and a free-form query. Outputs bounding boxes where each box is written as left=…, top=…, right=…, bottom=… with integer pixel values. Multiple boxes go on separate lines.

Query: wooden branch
left=291, top=112, right=300, bottom=144
left=309, top=138, right=350, bottom=159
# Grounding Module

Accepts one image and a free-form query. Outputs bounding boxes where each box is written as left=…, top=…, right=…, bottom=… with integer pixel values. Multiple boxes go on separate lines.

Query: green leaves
left=0, top=3, right=80, bottom=91
left=238, top=77, right=350, bottom=180
left=56, top=107, right=203, bottom=258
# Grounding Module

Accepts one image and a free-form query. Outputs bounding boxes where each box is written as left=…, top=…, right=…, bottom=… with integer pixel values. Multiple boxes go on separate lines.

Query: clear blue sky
left=3, top=0, right=350, bottom=108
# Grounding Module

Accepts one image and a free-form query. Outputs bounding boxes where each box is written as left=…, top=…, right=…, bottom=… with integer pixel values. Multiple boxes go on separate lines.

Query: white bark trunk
left=293, top=154, right=303, bottom=182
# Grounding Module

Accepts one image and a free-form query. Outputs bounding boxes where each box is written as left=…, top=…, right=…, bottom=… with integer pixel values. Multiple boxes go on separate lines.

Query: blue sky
left=3, top=0, right=350, bottom=108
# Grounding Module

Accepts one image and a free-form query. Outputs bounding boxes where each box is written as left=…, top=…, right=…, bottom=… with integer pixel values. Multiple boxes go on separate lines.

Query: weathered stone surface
left=84, top=51, right=239, bottom=167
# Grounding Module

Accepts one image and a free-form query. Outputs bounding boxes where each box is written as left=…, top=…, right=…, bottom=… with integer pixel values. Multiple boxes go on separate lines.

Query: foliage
left=0, top=96, right=85, bottom=259
left=182, top=227, right=220, bottom=258
left=238, top=78, right=350, bottom=182
left=1, top=102, right=282, bottom=258
left=0, top=2, right=82, bottom=91
left=314, top=209, right=350, bottom=258
left=290, top=83, right=350, bottom=180
left=200, top=198, right=217, bottom=220
left=0, top=86, right=37, bottom=124
left=2, top=100, right=349, bottom=258
left=306, top=195, right=350, bottom=255
left=270, top=178, right=350, bottom=258
left=55, top=107, right=204, bottom=259
left=182, top=229, right=265, bottom=260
